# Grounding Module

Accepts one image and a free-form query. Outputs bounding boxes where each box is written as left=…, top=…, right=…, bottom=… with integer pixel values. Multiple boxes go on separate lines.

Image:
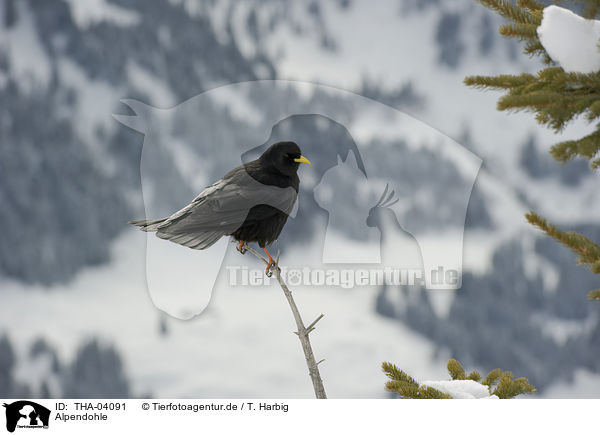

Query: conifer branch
left=417, top=385, right=453, bottom=399
left=492, top=373, right=536, bottom=399
left=499, top=22, right=539, bottom=39
left=468, top=0, right=600, bottom=170
left=464, top=73, right=536, bottom=90
left=382, top=361, right=419, bottom=385
left=384, top=380, right=420, bottom=398
left=475, top=0, right=541, bottom=25
left=382, top=359, right=535, bottom=399
left=483, top=368, right=503, bottom=387
left=447, top=358, right=466, bottom=380
left=525, top=211, right=600, bottom=274
left=588, top=289, right=600, bottom=300
left=573, top=0, right=600, bottom=18
left=550, top=128, right=600, bottom=166
left=240, top=242, right=327, bottom=399
left=467, top=370, right=482, bottom=382
left=517, top=0, right=545, bottom=12
left=524, top=40, right=553, bottom=63
left=382, top=362, right=451, bottom=399
left=587, top=101, right=600, bottom=119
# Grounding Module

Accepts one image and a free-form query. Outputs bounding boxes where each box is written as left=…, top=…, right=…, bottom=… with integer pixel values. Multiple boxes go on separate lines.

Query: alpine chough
left=130, top=141, right=310, bottom=275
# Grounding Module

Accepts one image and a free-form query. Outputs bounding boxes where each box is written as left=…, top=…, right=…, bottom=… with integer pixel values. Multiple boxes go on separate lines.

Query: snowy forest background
left=1, top=0, right=600, bottom=398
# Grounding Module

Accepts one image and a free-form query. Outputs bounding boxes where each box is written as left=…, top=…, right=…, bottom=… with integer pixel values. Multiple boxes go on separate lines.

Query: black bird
left=130, top=141, right=310, bottom=275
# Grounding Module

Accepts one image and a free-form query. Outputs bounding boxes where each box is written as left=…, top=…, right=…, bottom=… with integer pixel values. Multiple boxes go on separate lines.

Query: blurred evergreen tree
left=62, top=339, right=131, bottom=398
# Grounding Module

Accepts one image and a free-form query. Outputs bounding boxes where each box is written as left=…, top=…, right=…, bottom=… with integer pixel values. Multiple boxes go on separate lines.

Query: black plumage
left=130, top=141, right=310, bottom=271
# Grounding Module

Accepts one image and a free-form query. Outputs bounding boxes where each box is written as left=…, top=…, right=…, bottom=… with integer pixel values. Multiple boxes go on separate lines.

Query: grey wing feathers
left=130, top=170, right=297, bottom=250
left=129, top=218, right=167, bottom=232
left=156, top=228, right=224, bottom=250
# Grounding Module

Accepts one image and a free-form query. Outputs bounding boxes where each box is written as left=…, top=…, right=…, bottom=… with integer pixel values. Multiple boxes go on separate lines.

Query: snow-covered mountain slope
left=0, top=232, right=450, bottom=398
left=1, top=0, right=599, bottom=397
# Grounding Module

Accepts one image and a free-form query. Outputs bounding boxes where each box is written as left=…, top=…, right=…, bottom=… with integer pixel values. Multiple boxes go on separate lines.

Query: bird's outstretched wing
left=137, top=167, right=297, bottom=250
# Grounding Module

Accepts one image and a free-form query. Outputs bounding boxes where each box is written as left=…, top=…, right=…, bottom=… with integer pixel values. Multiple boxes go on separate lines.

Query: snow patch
left=421, top=379, right=498, bottom=399
left=544, top=369, right=600, bottom=398
left=4, top=1, right=52, bottom=92
left=57, top=58, right=121, bottom=175
left=531, top=313, right=598, bottom=346
left=521, top=233, right=560, bottom=293
left=63, top=0, right=141, bottom=29
left=208, top=84, right=263, bottom=125
left=0, top=232, right=449, bottom=398
left=538, top=5, right=600, bottom=73
left=126, top=61, right=176, bottom=108
left=14, top=351, right=61, bottom=398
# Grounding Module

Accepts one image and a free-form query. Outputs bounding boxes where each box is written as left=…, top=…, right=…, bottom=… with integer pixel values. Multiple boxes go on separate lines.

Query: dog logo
left=3, top=401, right=50, bottom=433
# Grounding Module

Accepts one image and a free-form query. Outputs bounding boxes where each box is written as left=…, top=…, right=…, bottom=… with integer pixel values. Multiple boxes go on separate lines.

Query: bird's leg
left=236, top=240, right=248, bottom=254
left=263, top=247, right=277, bottom=277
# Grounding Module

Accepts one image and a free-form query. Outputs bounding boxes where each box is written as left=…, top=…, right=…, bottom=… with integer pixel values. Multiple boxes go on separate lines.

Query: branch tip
left=307, top=314, right=325, bottom=331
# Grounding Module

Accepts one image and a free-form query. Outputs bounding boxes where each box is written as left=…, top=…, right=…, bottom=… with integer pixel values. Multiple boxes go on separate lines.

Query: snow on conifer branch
left=467, top=1, right=600, bottom=301
left=382, top=359, right=535, bottom=399
left=537, top=5, right=600, bottom=73
left=466, top=1, right=600, bottom=167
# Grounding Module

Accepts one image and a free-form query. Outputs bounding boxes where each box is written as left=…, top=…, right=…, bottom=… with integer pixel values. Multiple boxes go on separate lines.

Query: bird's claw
left=265, top=258, right=276, bottom=277
left=236, top=241, right=248, bottom=255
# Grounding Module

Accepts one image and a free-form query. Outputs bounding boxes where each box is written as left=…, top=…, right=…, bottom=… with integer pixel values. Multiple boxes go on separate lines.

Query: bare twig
left=238, top=241, right=327, bottom=399
left=306, top=314, right=325, bottom=330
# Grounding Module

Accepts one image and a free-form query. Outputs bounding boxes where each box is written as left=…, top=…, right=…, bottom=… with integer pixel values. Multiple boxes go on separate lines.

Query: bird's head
left=260, top=141, right=311, bottom=177
left=366, top=184, right=399, bottom=228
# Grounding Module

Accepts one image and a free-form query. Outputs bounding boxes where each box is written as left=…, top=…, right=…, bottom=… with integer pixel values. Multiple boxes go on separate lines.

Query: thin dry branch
left=239, top=242, right=327, bottom=399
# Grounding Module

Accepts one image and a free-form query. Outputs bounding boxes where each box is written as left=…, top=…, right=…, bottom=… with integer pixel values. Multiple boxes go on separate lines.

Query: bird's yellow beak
left=294, top=155, right=311, bottom=165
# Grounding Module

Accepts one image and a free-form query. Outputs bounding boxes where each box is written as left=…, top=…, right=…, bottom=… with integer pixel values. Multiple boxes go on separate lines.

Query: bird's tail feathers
left=129, top=218, right=167, bottom=232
